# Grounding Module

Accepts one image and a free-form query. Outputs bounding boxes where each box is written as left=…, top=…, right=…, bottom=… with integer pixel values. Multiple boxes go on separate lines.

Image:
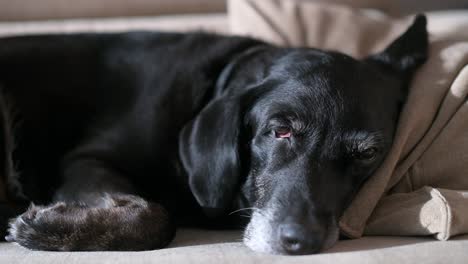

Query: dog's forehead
left=269, top=50, right=373, bottom=99
left=271, top=49, right=356, bottom=78
left=261, top=52, right=356, bottom=114
left=265, top=49, right=399, bottom=112
left=253, top=50, right=400, bottom=133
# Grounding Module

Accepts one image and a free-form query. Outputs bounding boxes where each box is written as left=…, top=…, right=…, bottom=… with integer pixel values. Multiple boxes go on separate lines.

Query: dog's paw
left=6, top=199, right=175, bottom=251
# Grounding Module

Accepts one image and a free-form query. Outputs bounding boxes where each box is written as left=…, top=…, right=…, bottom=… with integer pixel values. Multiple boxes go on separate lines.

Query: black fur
left=0, top=15, right=428, bottom=254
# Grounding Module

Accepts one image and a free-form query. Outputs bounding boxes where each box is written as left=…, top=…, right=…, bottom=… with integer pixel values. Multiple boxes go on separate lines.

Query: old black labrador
left=0, top=15, right=428, bottom=255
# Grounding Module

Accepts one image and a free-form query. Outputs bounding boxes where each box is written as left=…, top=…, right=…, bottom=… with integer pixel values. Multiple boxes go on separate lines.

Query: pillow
left=229, top=0, right=468, bottom=57
left=276, top=0, right=468, bottom=16
left=229, top=0, right=412, bottom=58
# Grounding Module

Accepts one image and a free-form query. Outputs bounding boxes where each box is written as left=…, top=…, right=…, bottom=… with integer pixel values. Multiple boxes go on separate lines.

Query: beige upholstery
left=229, top=1, right=468, bottom=57
left=0, top=0, right=226, bottom=21
left=0, top=0, right=464, bottom=21
left=298, top=0, right=468, bottom=15
left=2, top=230, right=468, bottom=264
left=0, top=14, right=229, bottom=36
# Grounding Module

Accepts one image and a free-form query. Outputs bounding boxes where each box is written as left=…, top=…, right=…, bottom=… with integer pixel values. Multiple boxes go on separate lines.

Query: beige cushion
left=0, top=0, right=226, bottom=21
left=1, top=229, right=468, bottom=264
left=0, top=14, right=229, bottom=37
left=229, top=0, right=468, bottom=57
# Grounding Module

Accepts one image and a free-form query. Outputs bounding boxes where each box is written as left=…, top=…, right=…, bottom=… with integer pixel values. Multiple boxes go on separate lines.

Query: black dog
left=0, top=15, right=427, bottom=255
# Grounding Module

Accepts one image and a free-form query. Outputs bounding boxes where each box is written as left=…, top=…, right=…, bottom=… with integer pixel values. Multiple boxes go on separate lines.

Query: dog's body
left=0, top=32, right=260, bottom=250
left=0, top=16, right=428, bottom=255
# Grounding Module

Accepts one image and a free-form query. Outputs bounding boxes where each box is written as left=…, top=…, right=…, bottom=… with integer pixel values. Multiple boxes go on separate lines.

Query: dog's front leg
left=6, top=159, right=175, bottom=251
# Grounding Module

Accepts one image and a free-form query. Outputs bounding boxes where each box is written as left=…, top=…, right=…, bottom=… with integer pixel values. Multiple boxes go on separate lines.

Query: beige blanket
left=229, top=0, right=468, bottom=240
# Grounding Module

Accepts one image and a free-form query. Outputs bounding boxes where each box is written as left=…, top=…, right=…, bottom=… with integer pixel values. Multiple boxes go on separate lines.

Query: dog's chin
left=243, top=212, right=340, bottom=255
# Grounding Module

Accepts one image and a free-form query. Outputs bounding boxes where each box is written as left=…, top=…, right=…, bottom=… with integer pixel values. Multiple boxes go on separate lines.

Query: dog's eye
left=353, top=147, right=378, bottom=161
left=274, top=127, right=292, bottom=139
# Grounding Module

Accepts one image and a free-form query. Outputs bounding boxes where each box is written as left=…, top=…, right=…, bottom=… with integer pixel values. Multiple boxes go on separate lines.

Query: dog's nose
left=278, top=223, right=321, bottom=254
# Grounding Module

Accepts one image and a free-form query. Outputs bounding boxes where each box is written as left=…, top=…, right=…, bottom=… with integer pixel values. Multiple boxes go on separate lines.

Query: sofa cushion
left=1, top=229, right=468, bottom=264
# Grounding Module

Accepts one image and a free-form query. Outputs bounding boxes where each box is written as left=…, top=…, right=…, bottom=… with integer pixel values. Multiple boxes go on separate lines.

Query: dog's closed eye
left=274, top=127, right=291, bottom=139
left=266, top=115, right=306, bottom=140
left=344, top=131, right=385, bottom=165
left=351, top=147, right=379, bottom=163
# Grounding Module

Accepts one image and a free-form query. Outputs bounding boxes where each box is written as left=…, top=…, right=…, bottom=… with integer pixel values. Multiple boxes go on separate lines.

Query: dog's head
left=179, top=15, right=428, bottom=255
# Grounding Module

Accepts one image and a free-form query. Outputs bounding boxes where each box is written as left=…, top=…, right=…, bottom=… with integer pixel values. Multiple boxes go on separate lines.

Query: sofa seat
left=1, top=229, right=468, bottom=264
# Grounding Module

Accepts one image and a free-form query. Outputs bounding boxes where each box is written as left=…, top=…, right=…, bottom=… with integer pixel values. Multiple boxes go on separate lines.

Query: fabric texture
left=1, top=0, right=465, bottom=21
left=0, top=0, right=226, bottom=21
left=0, top=14, right=229, bottom=37
left=229, top=0, right=468, bottom=240
left=2, top=229, right=468, bottom=264
left=292, top=0, right=468, bottom=16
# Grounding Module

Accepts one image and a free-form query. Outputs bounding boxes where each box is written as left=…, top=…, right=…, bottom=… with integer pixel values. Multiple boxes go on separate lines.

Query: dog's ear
left=179, top=92, right=253, bottom=217
left=368, top=14, right=428, bottom=78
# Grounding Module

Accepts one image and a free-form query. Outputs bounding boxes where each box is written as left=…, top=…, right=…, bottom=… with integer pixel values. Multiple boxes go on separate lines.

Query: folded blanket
left=229, top=0, right=468, bottom=240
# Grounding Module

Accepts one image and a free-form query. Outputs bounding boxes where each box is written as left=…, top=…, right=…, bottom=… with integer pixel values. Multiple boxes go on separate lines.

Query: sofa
left=1, top=0, right=468, bottom=263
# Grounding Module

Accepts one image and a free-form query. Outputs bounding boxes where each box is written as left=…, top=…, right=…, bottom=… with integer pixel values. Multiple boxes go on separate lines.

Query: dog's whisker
left=229, top=207, right=258, bottom=215
left=239, top=214, right=252, bottom=218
